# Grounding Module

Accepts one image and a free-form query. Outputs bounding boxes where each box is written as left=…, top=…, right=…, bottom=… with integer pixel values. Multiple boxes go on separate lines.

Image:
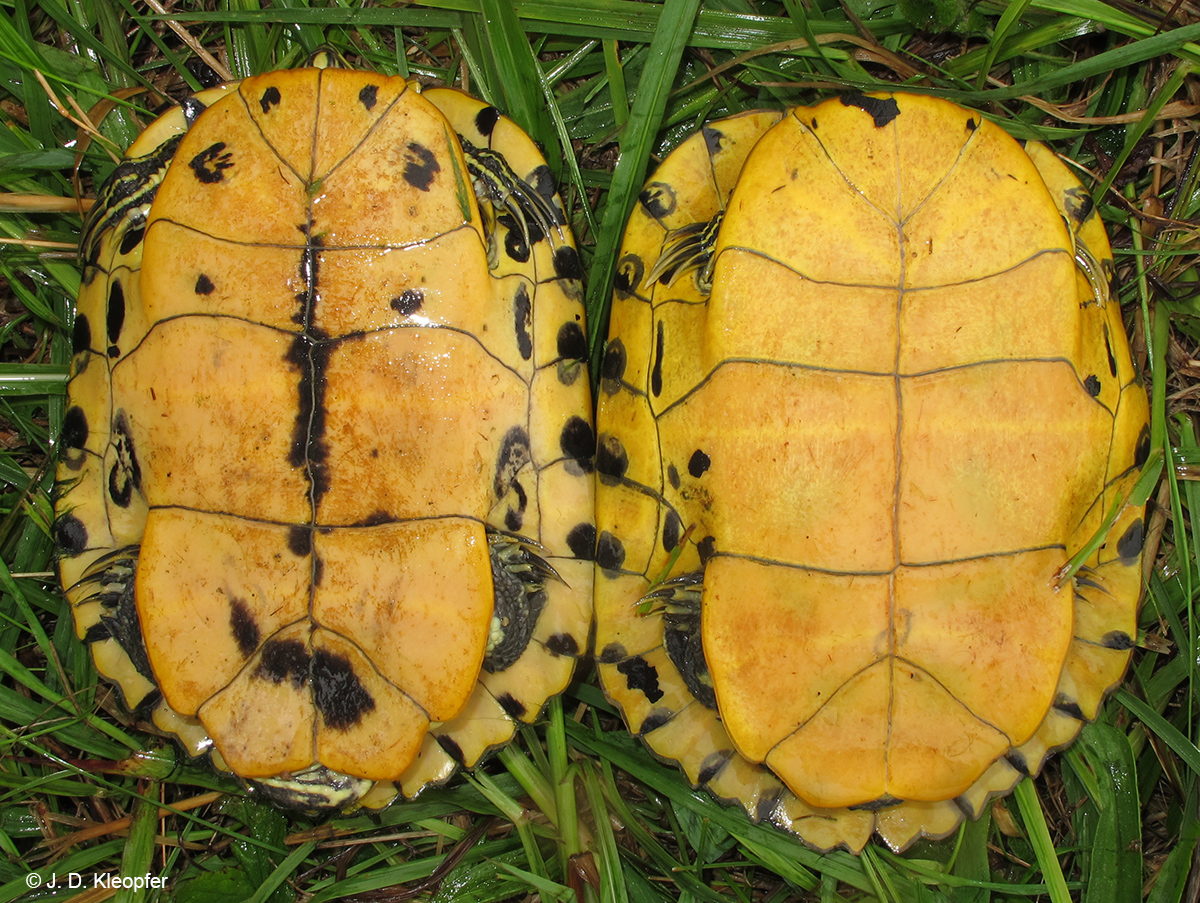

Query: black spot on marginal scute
left=849, top=795, right=901, bottom=812
left=640, top=708, right=671, bottom=733
left=702, top=127, right=724, bottom=156
left=557, top=321, right=587, bottom=362
left=107, top=412, right=141, bottom=508
left=698, top=749, right=733, bottom=785
left=514, top=284, right=532, bottom=360
left=228, top=597, right=260, bottom=658
left=595, top=434, right=628, bottom=480
left=697, top=536, right=717, bottom=564
left=107, top=280, right=126, bottom=345
left=1135, top=424, right=1151, bottom=467
left=496, top=692, right=525, bottom=719
left=195, top=274, right=215, bottom=295
left=402, top=142, right=440, bottom=191
left=287, top=526, right=312, bottom=557
left=597, top=642, right=627, bottom=664
left=1071, top=191, right=1094, bottom=223
left=358, top=84, right=378, bottom=110
left=475, top=106, right=501, bottom=136
left=189, top=142, right=234, bottom=184
left=651, top=321, right=664, bottom=398
left=618, top=655, right=663, bottom=702
left=841, top=93, right=900, bottom=128
left=61, top=406, right=88, bottom=452
left=952, top=797, right=976, bottom=818
left=131, top=687, right=163, bottom=720
left=596, top=531, right=626, bottom=572
left=180, top=94, right=209, bottom=123
left=663, top=511, right=682, bottom=552
left=1053, top=695, right=1085, bottom=720
left=1084, top=374, right=1101, bottom=396
left=437, top=735, right=465, bottom=765
left=553, top=246, right=583, bottom=280
left=72, top=314, right=91, bottom=355
left=390, top=288, right=424, bottom=315
left=667, top=463, right=680, bottom=490
left=639, top=182, right=676, bottom=220
left=1100, top=630, right=1134, bottom=650
left=965, top=117, right=978, bottom=132
left=259, top=86, right=281, bottom=113
left=1117, top=518, right=1144, bottom=562
left=688, top=449, right=711, bottom=478
left=602, top=338, right=627, bottom=386
left=255, top=638, right=311, bottom=690
left=494, top=426, right=531, bottom=499
left=567, top=523, right=596, bottom=561
left=614, top=255, right=645, bottom=296
left=559, top=416, right=595, bottom=468
left=530, top=166, right=561, bottom=218
left=546, top=633, right=579, bottom=657
left=54, top=513, right=88, bottom=555
left=756, top=790, right=784, bottom=824
left=119, top=225, right=144, bottom=256
left=313, top=648, right=376, bottom=730
left=502, top=216, right=531, bottom=263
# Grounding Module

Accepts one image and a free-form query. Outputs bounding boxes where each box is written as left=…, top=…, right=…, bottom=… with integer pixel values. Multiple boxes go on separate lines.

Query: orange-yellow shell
left=56, top=68, right=594, bottom=804
left=594, top=93, right=1148, bottom=851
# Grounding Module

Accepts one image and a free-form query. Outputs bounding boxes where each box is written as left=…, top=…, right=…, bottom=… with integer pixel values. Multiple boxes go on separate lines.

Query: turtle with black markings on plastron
left=55, top=64, right=595, bottom=809
left=593, top=92, right=1149, bottom=852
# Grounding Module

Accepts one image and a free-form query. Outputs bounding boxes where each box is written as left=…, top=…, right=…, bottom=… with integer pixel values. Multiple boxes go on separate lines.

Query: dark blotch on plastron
left=353, top=510, right=394, bottom=528
left=546, top=633, right=579, bottom=657
left=667, top=464, right=681, bottom=490
left=255, top=638, right=311, bottom=689
left=189, top=142, right=234, bottom=184
left=602, top=338, right=627, bottom=385
left=663, top=511, right=682, bottom=552
left=1100, top=630, right=1134, bottom=650
left=402, top=142, right=440, bottom=191
left=697, top=536, right=717, bottom=564
left=119, top=226, right=144, bottom=256
left=514, top=284, right=532, bottom=360
left=595, top=434, right=628, bottom=480
left=62, top=406, right=88, bottom=451
left=475, top=106, right=500, bottom=136
left=1084, top=374, right=1101, bottom=397
left=1117, top=518, right=1144, bottom=562
left=614, top=255, right=644, bottom=296
left=559, top=417, right=595, bottom=468
left=54, top=514, right=88, bottom=555
left=965, top=118, right=978, bottom=133
left=688, top=449, right=711, bottom=478
left=195, top=273, right=215, bottom=295
left=496, top=692, right=525, bottom=719
left=259, top=86, right=281, bottom=114
left=597, top=642, right=626, bottom=664
left=72, top=314, right=91, bottom=355
left=557, top=321, right=587, bottom=362
left=618, top=656, right=663, bottom=703
left=287, top=525, right=312, bottom=557
left=651, top=321, right=664, bottom=397
left=1104, top=326, right=1117, bottom=377
left=702, top=127, right=724, bottom=156
left=228, top=597, right=260, bottom=658
left=358, top=84, right=378, bottom=110
left=639, top=183, right=676, bottom=220
left=567, top=522, right=596, bottom=560
left=313, top=649, right=376, bottom=730
left=286, top=335, right=334, bottom=505
left=390, top=288, right=424, bottom=315
left=841, top=93, right=900, bottom=128
left=698, top=749, right=732, bottom=784
left=596, top=531, right=626, bottom=572
left=1135, top=425, right=1151, bottom=467
left=437, top=735, right=465, bottom=765
left=107, top=412, right=141, bottom=508
left=553, top=246, right=583, bottom=280
left=107, top=280, right=126, bottom=346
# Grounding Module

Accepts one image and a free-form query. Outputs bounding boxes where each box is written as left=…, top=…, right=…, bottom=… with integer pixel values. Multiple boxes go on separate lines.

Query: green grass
left=1, top=0, right=1198, bottom=900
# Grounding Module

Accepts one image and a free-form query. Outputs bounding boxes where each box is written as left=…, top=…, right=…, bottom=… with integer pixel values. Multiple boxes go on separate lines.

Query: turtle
left=54, top=64, right=596, bottom=809
left=593, top=92, right=1149, bottom=852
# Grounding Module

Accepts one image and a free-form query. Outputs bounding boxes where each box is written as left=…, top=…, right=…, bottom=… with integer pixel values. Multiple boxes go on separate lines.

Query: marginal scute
left=595, top=92, right=1147, bottom=852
